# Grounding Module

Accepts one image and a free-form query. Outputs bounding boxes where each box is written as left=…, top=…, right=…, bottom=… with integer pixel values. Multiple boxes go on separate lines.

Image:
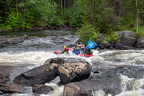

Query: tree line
left=0, top=0, right=144, bottom=43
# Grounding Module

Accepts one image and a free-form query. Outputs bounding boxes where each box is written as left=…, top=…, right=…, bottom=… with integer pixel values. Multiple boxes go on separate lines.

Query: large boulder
left=118, top=36, right=136, bottom=46
left=0, top=66, right=16, bottom=83
left=63, top=66, right=144, bottom=96
left=0, top=36, right=9, bottom=47
left=58, top=61, right=92, bottom=84
left=44, top=58, right=65, bottom=65
left=115, top=43, right=134, bottom=49
left=0, top=83, right=31, bottom=93
left=32, top=84, right=53, bottom=94
left=115, top=31, right=136, bottom=49
left=63, top=75, right=121, bottom=96
left=13, top=63, right=60, bottom=86
left=13, top=57, right=89, bottom=86
left=98, top=41, right=113, bottom=49
left=0, top=35, right=29, bottom=47
left=136, top=37, right=144, bottom=48
left=117, top=31, right=136, bottom=37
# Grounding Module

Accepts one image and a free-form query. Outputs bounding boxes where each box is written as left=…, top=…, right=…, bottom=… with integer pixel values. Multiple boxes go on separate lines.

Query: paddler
left=60, top=46, right=71, bottom=54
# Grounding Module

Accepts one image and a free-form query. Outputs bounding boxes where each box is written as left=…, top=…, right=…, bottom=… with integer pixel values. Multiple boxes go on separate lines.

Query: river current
left=0, top=30, right=144, bottom=96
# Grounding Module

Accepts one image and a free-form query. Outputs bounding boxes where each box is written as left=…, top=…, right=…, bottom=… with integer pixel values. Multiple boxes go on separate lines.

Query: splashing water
left=0, top=30, right=144, bottom=96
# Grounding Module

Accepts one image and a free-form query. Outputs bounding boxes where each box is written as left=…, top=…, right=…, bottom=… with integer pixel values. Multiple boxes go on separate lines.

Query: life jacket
left=65, top=47, right=72, bottom=52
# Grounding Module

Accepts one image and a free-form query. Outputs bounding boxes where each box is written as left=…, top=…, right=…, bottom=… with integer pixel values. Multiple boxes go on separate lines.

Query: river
left=0, top=30, right=144, bottom=96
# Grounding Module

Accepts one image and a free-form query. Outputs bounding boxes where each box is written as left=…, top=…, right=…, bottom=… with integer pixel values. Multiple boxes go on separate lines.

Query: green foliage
left=19, top=0, right=64, bottom=27
left=68, top=6, right=85, bottom=27
left=102, top=33, right=119, bottom=43
left=5, top=12, right=26, bottom=29
left=78, top=24, right=98, bottom=44
left=0, top=16, right=2, bottom=22
left=0, top=23, right=5, bottom=29
left=1, top=0, right=144, bottom=34
left=25, top=13, right=34, bottom=28
left=137, top=27, right=144, bottom=38
left=35, top=1, right=64, bottom=26
left=130, top=26, right=144, bottom=38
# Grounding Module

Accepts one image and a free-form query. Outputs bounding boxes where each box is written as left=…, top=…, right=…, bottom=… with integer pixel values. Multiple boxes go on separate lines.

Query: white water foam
left=116, top=74, right=144, bottom=96
left=1, top=49, right=144, bottom=96
left=0, top=51, right=57, bottom=66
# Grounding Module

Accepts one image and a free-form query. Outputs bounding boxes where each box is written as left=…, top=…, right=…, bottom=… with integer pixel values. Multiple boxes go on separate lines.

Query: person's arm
left=60, top=50, right=65, bottom=54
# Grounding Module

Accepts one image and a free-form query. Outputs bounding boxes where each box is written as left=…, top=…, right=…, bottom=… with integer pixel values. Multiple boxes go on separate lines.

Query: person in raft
left=76, top=42, right=85, bottom=52
left=60, top=46, right=71, bottom=54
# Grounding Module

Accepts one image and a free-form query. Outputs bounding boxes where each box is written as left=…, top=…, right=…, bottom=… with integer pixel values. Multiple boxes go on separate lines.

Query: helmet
left=63, top=46, right=66, bottom=48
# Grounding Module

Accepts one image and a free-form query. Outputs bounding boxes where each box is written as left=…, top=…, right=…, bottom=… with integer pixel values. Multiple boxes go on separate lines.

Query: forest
left=0, top=0, right=144, bottom=43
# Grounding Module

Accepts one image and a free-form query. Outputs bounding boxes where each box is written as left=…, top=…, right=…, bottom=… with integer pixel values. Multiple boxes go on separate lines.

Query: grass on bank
left=102, top=32, right=119, bottom=44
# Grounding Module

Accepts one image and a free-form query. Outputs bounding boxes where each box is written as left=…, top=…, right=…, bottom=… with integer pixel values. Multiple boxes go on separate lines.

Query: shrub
left=102, top=32, right=119, bottom=43
left=132, top=26, right=144, bottom=38
left=78, top=24, right=98, bottom=44
left=5, top=12, right=26, bottom=29
left=68, top=7, right=85, bottom=27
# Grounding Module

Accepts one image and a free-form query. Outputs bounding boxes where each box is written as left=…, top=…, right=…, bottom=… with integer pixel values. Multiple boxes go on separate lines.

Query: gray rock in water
left=0, top=66, right=16, bottom=83
left=115, top=31, right=136, bottom=49
left=0, top=83, right=32, bottom=93
left=33, top=84, right=53, bottom=94
left=13, top=63, right=60, bottom=86
left=58, top=61, right=92, bottom=84
left=136, top=37, right=144, bottom=48
left=63, top=66, right=144, bottom=96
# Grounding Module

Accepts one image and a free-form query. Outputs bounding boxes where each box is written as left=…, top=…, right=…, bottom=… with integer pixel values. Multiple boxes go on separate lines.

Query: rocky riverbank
left=0, top=30, right=144, bottom=96
left=0, top=30, right=144, bottom=50
left=95, top=31, right=144, bottom=49
left=0, top=57, right=91, bottom=94
left=0, top=57, right=144, bottom=96
left=0, top=35, right=29, bottom=48
left=0, top=26, right=78, bottom=32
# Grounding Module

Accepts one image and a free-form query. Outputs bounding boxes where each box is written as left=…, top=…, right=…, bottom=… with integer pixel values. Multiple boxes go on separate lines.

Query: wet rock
left=44, top=58, right=65, bottom=65
left=97, top=34, right=106, bottom=40
left=33, top=27, right=44, bottom=30
left=13, top=63, right=60, bottom=86
left=0, top=36, right=9, bottom=47
left=63, top=66, right=144, bottom=96
left=92, top=66, right=144, bottom=80
left=63, top=75, right=122, bottom=96
left=111, top=66, right=144, bottom=79
left=14, top=57, right=89, bottom=86
left=44, top=57, right=86, bottom=64
left=95, top=39, right=102, bottom=44
left=50, top=37, right=58, bottom=40
left=51, top=36, right=70, bottom=43
left=115, top=43, right=133, bottom=49
left=7, top=37, right=25, bottom=44
left=136, top=37, right=144, bottom=48
left=98, top=41, right=113, bottom=49
left=0, top=66, right=16, bottom=83
left=0, top=35, right=29, bottom=47
left=0, top=83, right=31, bottom=93
left=118, top=36, right=136, bottom=46
left=117, top=31, right=136, bottom=38
left=115, top=31, right=136, bottom=49
left=96, top=34, right=106, bottom=44
left=95, top=31, right=137, bottom=49
left=75, top=39, right=82, bottom=44
left=59, top=36, right=70, bottom=41
left=33, top=84, right=53, bottom=94
left=63, top=57, right=86, bottom=63
left=58, top=61, right=92, bottom=84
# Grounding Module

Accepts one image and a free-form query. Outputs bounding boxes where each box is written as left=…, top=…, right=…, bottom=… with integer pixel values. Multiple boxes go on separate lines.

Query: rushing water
left=0, top=30, right=144, bottom=96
